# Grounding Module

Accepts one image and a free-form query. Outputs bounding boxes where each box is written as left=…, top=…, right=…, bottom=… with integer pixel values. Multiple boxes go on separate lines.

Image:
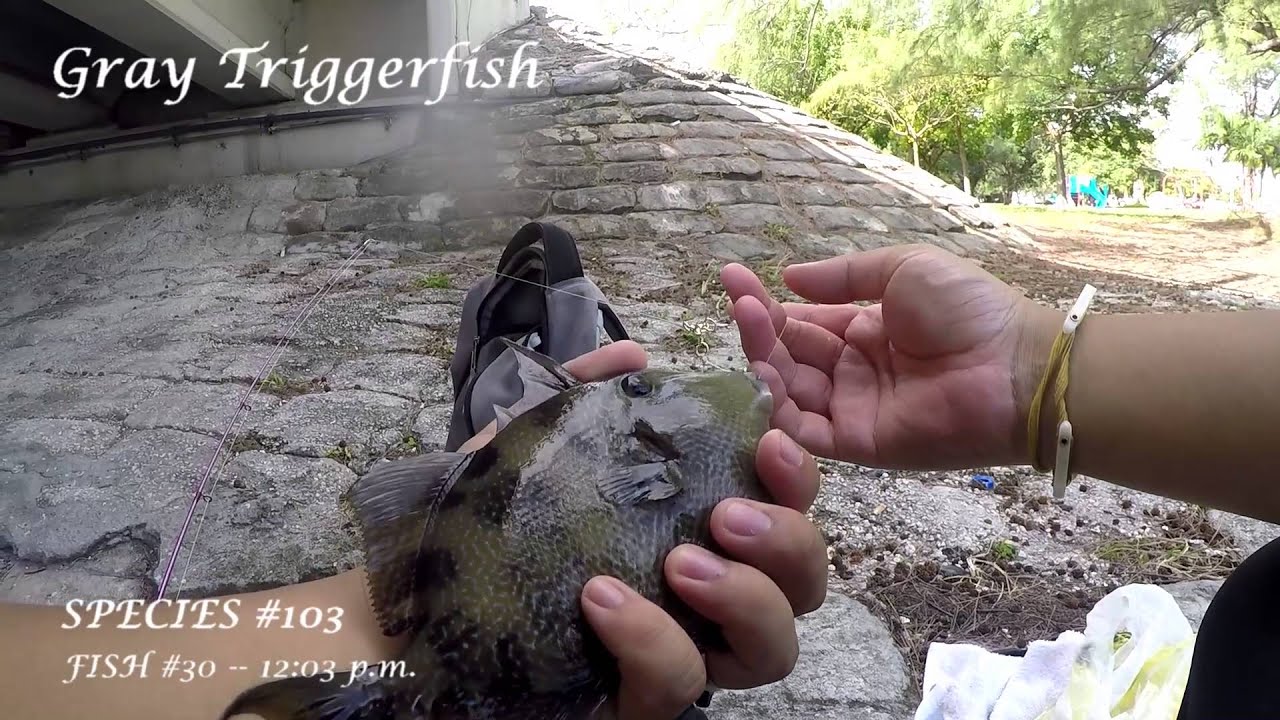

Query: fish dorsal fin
left=500, top=337, right=580, bottom=391
left=339, top=451, right=469, bottom=636
left=598, top=462, right=683, bottom=505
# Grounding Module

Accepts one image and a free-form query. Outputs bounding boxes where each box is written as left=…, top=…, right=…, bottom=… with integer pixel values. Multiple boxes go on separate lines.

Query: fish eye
left=621, top=374, right=652, bottom=398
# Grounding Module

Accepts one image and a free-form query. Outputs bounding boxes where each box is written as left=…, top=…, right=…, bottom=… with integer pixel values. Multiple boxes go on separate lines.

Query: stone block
left=947, top=204, right=1000, bottom=229
left=844, top=184, right=895, bottom=206
left=593, top=141, right=678, bottom=162
left=618, top=89, right=732, bottom=106
left=360, top=167, right=447, bottom=196
left=806, top=206, right=890, bottom=233
left=636, top=181, right=778, bottom=212
left=566, top=94, right=622, bottom=110
left=720, top=204, right=794, bottom=233
left=705, top=233, right=777, bottom=262
left=443, top=217, right=534, bottom=247
left=452, top=190, right=550, bottom=219
left=285, top=231, right=366, bottom=255
left=404, top=194, right=455, bottom=223
left=878, top=183, right=932, bottom=207
left=551, top=186, right=637, bottom=214
left=295, top=173, right=357, bottom=201
left=540, top=214, right=631, bottom=240
left=558, top=106, right=632, bottom=126
left=517, top=166, right=602, bottom=190
left=248, top=204, right=285, bottom=233
left=765, top=161, right=821, bottom=179
left=925, top=207, right=965, bottom=232
left=365, top=222, right=447, bottom=252
left=676, top=157, right=763, bottom=180
left=627, top=211, right=723, bottom=237
left=281, top=202, right=325, bottom=235
left=633, top=104, right=699, bottom=122
left=528, top=126, right=600, bottom=145
left=524, top=145, right=589, bottom=166
left=552, top=70, right=629, bottom=95
left=670, top=138, right=747, bottom=157
left=502, top=98, right=569, bottom=117
left=779, top=183, right=845, bottom=206
left=700, top=105, right=767, bottom=122
left=324, top=197, right=403, bottom=231
left=871, top=206, right=937, bottom=233
left=942, top=231, right=994, bottom=255
left=676, top=121, right=744, bottom=139
left=600, top=162, right=671, bottom=183
left=745, top=139, right=812, bottom=161
left=606, top=123, right=679, bottom=139
left=820, top=163, right=876, bottom=182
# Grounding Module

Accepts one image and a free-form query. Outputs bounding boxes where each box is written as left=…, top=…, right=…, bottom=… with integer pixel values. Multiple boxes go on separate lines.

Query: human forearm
left=0, top=568, right=403, bottom=720
left=1018, top=306, right=1280, bottom=521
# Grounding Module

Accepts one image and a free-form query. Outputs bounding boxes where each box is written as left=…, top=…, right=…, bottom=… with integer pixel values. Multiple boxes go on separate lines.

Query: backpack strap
left=497, top=221, right=584, bottom=287
left=444, top=221, right=628, bottom=451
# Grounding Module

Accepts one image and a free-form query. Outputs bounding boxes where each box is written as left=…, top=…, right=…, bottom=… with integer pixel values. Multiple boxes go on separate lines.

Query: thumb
left=581, top=577, right=706, bottom=720
left=783, top=244, right=933, bottom=304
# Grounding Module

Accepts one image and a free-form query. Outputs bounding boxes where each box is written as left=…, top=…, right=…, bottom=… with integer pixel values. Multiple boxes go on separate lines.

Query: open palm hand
left=723, top=244, right=1048, bottom=470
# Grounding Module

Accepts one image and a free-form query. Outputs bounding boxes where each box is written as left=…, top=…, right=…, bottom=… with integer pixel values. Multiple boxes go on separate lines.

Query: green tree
left=717, top=0, right=860, bottom=106
left=1199, top=108, right=1280, bottom=204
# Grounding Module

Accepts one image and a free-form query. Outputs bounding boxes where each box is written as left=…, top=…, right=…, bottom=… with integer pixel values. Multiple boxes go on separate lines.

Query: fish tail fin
left=219, top=671, right=394, bottom=720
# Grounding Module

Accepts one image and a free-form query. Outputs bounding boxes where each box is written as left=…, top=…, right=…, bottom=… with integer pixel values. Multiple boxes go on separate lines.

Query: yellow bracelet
left=1025, top=284, right=1097, bottom=497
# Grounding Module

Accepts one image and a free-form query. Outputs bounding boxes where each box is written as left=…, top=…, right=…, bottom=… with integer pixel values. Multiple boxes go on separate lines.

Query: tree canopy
left=718, top=0, right=1280, bottom=205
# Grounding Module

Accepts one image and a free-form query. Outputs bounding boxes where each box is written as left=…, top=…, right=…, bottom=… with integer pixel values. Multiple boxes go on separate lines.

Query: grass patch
left=258, top=371, right=324, bottom=398
left=670, top=318, right=718, bottom=355
left=1093, top=506, right=1241, bottom=582
left=990, top=539, right=1018, bottom=561
left=987, top=203, right=1268, bottom=234
left=324, top=441, right=356, bottom=465
left=384, top=434, right=423, bottom=460
left=413, top=272, right=453, bottom=290
left=228, top=431, right=283, bottom=454
left=764, top=222, right=792, bottom=242
left=421, top=326, right=458, bottom=361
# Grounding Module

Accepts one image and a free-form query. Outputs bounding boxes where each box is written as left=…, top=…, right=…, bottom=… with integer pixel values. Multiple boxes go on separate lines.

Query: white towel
left=913, top=632, right=1089, bottom=720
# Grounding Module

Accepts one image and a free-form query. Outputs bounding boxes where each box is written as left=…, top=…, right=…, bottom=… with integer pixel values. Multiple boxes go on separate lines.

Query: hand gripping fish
left=220, top=340, right=776, bottom=720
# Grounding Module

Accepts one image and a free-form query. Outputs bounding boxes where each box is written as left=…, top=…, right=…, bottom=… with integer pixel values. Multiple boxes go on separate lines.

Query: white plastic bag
left=1037, top=584, right=1195, bottom=720
left=914, top=583, right=1197, bottom=720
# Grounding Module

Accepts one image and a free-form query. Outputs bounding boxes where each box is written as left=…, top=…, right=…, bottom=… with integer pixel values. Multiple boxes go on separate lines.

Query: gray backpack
left=444, top=221, right=630, bottom=451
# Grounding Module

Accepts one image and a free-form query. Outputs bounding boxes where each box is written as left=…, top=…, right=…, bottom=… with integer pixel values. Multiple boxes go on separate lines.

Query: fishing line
left=156, top=239, right=372, bottom=600
left=159, top=236, right=738, bottom=599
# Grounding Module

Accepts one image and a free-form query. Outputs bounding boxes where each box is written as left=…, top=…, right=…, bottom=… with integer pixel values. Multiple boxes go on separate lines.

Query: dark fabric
left=444, top=221, right=628, bottom=451
left=1176, top=533, right=1280, bottom=719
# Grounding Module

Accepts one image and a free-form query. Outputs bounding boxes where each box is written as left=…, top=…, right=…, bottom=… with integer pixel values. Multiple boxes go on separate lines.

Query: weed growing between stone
left=413, top=272, right=453, bottom=289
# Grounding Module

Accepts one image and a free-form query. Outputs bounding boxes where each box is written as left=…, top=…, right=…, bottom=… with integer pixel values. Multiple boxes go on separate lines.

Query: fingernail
left=584, top=577, right=626, bottom=609
left=779, top=433, right=803, bottom=467
left=724, top=501, right=773, bottom=537
left=675, top=546, right=727, bottom=581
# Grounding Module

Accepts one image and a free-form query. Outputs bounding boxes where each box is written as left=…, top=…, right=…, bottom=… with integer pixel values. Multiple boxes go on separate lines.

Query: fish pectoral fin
left=597, top=462, right=683, bottom=505
left=339, top=452, right=469, bottom=635
left=500, top=337, right=580, bottom=391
